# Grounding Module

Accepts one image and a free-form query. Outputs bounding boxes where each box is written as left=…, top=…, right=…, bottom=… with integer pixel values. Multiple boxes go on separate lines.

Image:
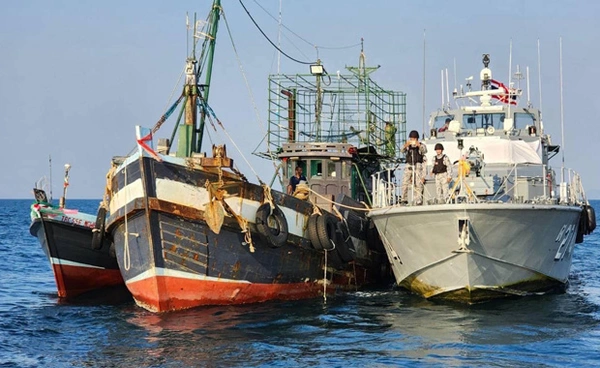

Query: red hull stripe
left=126, top=274, right=326, bottom=312
left=51, top=264, right=124, bottom=298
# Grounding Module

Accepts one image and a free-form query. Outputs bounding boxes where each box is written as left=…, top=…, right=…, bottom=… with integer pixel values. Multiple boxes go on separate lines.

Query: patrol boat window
left=514, top=112, right=535, bottom=130
left=463, top=113, right=506, bottom=130
left=433, top=115, right=454, bottom=129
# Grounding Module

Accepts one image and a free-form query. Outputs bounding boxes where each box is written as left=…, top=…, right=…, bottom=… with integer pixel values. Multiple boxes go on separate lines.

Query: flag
left=490, top=79, right=517, bottom=105
left=136, top=126, right=162, bottom=162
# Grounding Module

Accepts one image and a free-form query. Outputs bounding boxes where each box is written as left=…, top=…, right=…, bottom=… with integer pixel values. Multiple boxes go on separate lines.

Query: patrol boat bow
left=369, top=54, right=596, bottom=303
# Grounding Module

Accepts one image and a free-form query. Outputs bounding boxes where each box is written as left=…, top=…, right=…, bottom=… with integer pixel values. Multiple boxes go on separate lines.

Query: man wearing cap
left=400, top=130, right=427, bottom=205
left=431, top=143, right=453, bottom=203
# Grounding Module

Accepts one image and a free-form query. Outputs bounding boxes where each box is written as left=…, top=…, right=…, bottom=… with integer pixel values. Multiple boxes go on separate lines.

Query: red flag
left=490, top=79, right=517, bottom=105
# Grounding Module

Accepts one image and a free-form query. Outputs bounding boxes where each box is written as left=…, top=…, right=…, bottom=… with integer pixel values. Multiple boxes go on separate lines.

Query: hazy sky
left=2, top=0, right=599, bottom=199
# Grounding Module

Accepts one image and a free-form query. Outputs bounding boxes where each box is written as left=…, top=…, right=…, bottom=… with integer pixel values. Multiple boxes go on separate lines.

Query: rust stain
left=403, top=273, right=561, bottom=304
left=231, top=261, right=241, bottom=279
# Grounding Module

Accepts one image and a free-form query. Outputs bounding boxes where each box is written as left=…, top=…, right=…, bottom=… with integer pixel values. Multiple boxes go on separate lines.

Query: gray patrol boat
left=368, top=55, right=596, bottom=303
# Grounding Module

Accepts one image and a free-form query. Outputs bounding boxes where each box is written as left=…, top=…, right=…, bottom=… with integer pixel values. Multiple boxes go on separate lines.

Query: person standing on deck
left=431, top=143, right=453, bottom=203
left=384, top=121, right=397, bottom=157
left=287, top=166, right=307, bottom=195
left=400, top=130, right=427, bottom=205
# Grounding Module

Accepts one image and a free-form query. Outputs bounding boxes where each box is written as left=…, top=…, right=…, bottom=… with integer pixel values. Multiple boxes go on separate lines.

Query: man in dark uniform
left=431, top=143, right=453, bottom=203
left=287, top=166, right=307, bottom=195
left=400, top=130, right=427, bottom=204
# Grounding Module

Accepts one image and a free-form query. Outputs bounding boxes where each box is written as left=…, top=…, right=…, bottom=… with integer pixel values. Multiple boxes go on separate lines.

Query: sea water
left=1, top=199, right=599, bottom=367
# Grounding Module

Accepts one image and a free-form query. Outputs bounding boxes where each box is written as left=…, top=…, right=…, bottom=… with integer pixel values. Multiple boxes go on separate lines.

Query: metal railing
left=370, top=162, right=588, bottom=209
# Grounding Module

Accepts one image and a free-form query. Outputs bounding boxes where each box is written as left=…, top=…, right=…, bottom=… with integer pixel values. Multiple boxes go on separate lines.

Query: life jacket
left=406, top=145, right=424, bottom=165
left=432, top=155, right=447, bottom=174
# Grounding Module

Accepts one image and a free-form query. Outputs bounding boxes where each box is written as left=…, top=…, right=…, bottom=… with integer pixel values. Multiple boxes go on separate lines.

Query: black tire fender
left=576, top=210, right=586, bottom=244
left=91, top=206, right=107, bottom=250
left=335, top=221, right=356, bottom=262
left=255, top=203, right=289, bottom=248
left=315, top=213, right=338, bottom=251
left=586, top=205, right=596, bottom=233
left=307, top=213, right=323, bottom=250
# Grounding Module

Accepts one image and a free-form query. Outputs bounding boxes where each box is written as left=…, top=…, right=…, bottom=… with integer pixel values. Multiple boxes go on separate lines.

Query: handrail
left=370, top=161, right=587, bottom=208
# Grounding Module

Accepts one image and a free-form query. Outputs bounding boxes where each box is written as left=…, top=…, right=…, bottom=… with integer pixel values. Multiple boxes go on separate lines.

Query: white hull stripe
left=126, top=267, right=252, bottom=285
left=111, top=177, right=307, bottom=237
left=50, top=257, right=104, bottom=269
left=109, top=178, right=145, bottom=214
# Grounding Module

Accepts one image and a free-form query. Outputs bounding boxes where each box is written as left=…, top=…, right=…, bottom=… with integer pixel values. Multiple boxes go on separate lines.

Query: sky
left=2, top=0, right=599, bottom=199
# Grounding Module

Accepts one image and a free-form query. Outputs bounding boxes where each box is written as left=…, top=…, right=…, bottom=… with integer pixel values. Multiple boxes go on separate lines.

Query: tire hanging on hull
left=308, top=212, right=356, bottom=264
left=586, top=205, right=596, bottom=233
left=335, top=221, right=356, bottom=263
left=255, top=203, right=289, bottom=248
left=576, top=209, right=586, bottom=244
left=91, top=206, right=107, bottom=250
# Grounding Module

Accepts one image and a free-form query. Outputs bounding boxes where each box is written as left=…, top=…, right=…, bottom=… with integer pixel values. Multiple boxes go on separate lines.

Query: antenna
left=422, top=29, right=426, bottom=135
left=48, top=155, right=53, bottom=202
left=453, top=57, right=457, bottom=91
left=526, top=66, right=531, bottom=107
left=453, top=57, right=458, bottom=105
left=514, top=64, right=523, bottom=91
left=445, top=68, right=450, bottom=109
left=559, top=37, right=565, bottom=186
left=440, top=69, right=444, bottom=108
left=537, top=39, right=544, bottom=132
left=507, top=39, right=512, bottom=122
left=277, top=0, right=282, bottom=74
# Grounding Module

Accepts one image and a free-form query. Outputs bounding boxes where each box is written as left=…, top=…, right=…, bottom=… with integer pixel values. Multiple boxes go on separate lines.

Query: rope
left=308, top=188, right=371, bottom=212
left=331, top=205, right=344, bottom=221
left=311, top=202, right=323, bottom=216
left=202, top=100, right=263, bottom=183
left=249, top=0, right=361, bottom=51
left=238, top=0, right=313, bottom=65
left=323, top=249, right=327, bottom=303
left=219, top=12, right=283, bottom=185
left=102, top=164, right=117, bottom=210
left=123, top=165, right=131, bottom=272
left=262, top=184, right=274, bottom=208
left=217, top=182, right=256, bottom=253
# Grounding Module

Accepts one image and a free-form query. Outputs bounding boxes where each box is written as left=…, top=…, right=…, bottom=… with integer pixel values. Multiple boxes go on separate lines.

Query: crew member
left=400, top=130, right=427, bottom=205
left=431, top=143, right=453, bottom=203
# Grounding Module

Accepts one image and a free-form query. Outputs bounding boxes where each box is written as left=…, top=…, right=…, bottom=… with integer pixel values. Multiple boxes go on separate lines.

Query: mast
left=195, top=0, right=221, bottom=155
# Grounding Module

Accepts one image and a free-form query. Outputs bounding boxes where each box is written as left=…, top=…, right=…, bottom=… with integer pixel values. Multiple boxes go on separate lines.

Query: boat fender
left=335, top=221, right=356, bottom=262
left=586, top=205, right=596, bottom=233
left=307, top=213, right=323, bottom=250
left=315, top=213, right=337, bottom=251
left=576, top=210, right=586, bottom=244
left=255, top=203, right=288, bottom=248
left=91, top=206, right=107, bottom=250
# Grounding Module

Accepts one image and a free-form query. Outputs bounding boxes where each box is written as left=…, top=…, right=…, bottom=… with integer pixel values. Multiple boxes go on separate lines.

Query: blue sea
left=1, top=199, right=600, bottom=367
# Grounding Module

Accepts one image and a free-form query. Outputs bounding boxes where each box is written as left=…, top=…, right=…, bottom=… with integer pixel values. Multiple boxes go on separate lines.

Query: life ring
left=255, top=203, right=288, bottom=248
left=335, top=221, right=356, bottom=262
left=586, top=205, right=596, bottom=233
left=91, top=206, right=107, bottom=250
